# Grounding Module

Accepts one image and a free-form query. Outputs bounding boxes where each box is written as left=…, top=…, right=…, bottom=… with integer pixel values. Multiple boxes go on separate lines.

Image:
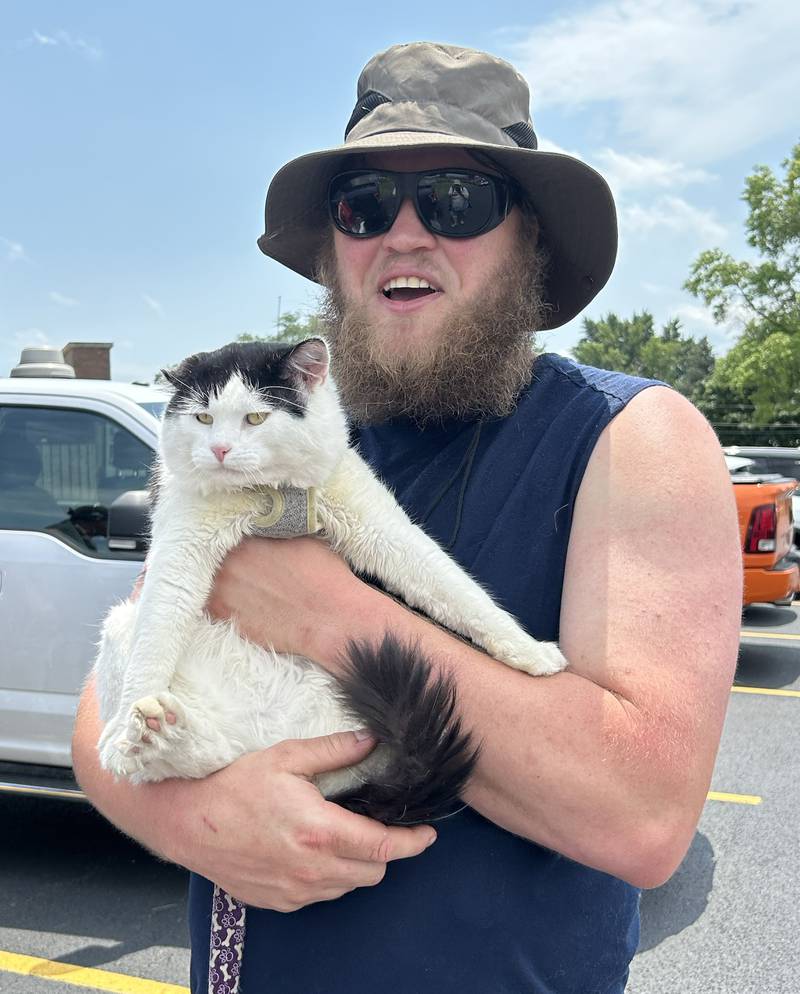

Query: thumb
left=275, top=729, right=377, bottom=778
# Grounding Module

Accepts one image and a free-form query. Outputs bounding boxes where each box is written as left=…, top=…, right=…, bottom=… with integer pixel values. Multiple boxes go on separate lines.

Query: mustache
left=316, top=219, right=549, bottom=427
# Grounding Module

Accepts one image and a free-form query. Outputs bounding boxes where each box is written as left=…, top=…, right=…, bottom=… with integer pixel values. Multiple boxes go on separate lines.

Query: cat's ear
left=160, top=352, right=206, bottom=391
left=160, top=366, right=182, bottom=388
left=284, top=338, right=330, bottom=391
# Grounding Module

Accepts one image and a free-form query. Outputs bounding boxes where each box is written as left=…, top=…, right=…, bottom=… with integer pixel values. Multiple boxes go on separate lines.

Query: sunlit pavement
left=629, top=602, right=800, bottom=994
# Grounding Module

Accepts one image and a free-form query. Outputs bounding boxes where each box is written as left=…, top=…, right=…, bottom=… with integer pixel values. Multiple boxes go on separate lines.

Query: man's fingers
left=322, top=806, right=437, bottom=862
left=274, top=730, right=377, bottom=777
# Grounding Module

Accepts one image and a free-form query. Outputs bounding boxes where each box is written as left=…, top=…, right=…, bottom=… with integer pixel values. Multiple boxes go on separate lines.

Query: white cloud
left=594, top=149, right=714, bottom=193
left=32, top=30, right=58, bottom=47
left=673, top=301, right=749, bottom=340
left=673, top=303, right=722, bottom=332
left=49, top=290, right=79, bottom=308
left=22, top=29, right=103, bottom=61
left=510, top=0, right=800, bottom=163
left=537, top=110, right=723, bottom=251
left=621, top=195, right=727, bottom=243
left=537, top=137, right=583, bottom=160
left=2, top=237, right=29, bottom=263
left=142, top=294, right=164, bottom=317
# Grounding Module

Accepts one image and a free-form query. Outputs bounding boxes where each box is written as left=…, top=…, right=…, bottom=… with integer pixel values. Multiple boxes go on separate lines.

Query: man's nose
left=211, top=444, right=231, bottom=463
left=382, top=198, right=437, bottom=252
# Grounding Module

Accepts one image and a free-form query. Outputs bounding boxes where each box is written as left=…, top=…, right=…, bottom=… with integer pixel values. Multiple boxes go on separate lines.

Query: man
left=73, top=42, right=742, bottom=993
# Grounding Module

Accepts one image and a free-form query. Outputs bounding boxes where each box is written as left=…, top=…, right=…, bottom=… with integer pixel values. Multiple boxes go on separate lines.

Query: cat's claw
left=485, top=635, right=567, bottom=676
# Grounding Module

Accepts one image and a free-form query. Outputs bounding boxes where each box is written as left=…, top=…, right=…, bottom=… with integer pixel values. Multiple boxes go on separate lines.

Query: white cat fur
left=94, top=340, right=566, bottom=788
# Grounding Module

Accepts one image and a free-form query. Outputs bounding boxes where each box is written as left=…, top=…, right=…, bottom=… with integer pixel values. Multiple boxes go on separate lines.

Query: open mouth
left=381, top=276, right=440, bottom=302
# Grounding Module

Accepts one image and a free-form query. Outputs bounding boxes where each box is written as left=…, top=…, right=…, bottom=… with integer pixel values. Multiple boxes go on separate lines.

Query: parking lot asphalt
left=2, top=606, right=798, bottom=994
left=629, top=603, right=800, bottom=994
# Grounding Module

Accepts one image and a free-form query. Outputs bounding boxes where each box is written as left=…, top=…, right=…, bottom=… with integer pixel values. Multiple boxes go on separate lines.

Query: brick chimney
left=62, top=342, right=113, bottom=379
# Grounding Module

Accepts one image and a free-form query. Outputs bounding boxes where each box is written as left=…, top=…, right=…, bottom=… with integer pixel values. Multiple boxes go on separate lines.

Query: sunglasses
left=328, top=169, right=514, bottom=239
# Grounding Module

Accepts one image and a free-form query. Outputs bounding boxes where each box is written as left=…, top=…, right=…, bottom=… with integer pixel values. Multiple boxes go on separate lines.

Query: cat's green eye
left=195, top=413, right=213, bottom=425
left=245, top=412, right=269, bottom=426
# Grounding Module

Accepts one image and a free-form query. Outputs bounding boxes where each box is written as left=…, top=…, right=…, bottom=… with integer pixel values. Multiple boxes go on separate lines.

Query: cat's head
left=159, top=338, right=349, bottom=493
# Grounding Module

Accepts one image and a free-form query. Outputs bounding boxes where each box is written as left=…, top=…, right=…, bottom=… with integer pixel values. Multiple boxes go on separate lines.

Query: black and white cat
left=94, top=338, right=566, bottom=820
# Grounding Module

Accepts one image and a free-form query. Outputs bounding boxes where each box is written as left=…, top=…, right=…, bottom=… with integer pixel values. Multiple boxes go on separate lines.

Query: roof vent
left=10, top=347, right=76, bottom=378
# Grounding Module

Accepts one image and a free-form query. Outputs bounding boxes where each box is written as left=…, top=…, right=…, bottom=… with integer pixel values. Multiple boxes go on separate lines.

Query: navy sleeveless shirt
left=188, top=354, right=661, bottom=994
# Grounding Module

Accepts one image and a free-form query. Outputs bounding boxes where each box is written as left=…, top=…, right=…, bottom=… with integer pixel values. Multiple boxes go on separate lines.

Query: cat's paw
left=97, top=713, right=147, bottom=778
left=486, top=634, right=567, bottom=676
left=125, top=691, right=186, bottom=747
left=98, top=692, right=186, bottom=779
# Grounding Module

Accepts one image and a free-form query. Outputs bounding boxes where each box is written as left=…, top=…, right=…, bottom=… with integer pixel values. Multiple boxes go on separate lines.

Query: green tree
left=237, top=310, right=323, bottom=346
left=685, top=142, right=800, bottom=423
left=572, top=311, right=715, bottom=404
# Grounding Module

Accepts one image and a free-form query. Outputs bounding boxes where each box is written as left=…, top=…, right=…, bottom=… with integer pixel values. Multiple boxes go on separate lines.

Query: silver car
left=0, top=370, right=165, bottom=798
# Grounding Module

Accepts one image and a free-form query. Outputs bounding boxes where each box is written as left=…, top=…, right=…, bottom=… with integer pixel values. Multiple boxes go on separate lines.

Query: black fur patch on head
left=162, top=341, right=317, bottom=418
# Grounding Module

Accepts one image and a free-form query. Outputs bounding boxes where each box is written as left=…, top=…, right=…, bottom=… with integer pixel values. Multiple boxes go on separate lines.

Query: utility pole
left=276, top=296, right=282, bottom=336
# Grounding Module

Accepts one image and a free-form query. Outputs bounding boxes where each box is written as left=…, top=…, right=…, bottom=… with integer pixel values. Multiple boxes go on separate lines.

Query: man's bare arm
left=434, top=388, right=740, bottom=887
left=207, top=388, right=741, bottom=889
left=73, top=676, right=436, bottom=910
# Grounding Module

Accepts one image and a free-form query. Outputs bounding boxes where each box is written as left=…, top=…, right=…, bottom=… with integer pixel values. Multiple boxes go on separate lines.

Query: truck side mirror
left=107, top=490, right=151, bottom=552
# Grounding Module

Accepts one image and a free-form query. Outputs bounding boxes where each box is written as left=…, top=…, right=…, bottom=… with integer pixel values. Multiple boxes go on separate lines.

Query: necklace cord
left=418, top=420, right=483, bottom=551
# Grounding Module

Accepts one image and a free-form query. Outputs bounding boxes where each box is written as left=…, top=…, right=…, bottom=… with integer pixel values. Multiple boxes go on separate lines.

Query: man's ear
left=285, top=338, right=330, bottom=390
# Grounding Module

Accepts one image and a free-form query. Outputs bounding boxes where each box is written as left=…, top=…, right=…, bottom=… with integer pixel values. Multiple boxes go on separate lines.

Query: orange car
left=727, top=456, right=799, bottom=606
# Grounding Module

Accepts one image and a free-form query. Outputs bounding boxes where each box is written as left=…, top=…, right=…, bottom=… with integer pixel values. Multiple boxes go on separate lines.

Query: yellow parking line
left=740, top=630, right=800, bottom=640
left=707, top=791, right=762, bottom=805
left=732, top=685, right=800, bottom=698
left=0, top=950, right=188, bottom=994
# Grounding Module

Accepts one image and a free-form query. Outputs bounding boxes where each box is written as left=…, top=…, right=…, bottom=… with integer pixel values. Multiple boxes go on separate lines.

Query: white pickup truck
left=0, top=353, right=165, bottom=799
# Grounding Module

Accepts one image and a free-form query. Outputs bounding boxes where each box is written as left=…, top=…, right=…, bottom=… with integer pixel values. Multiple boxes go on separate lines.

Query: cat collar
left=247, top=484, right=321, bottom=538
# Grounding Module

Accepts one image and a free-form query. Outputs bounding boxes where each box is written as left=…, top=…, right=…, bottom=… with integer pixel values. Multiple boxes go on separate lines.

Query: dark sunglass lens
left=417, top=172, right=501, bottom=236
left=329, top=173, right=398, bottom=236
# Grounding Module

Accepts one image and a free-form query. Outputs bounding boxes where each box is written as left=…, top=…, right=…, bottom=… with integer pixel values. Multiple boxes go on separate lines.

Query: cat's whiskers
left=237, top=465, right=268, bottom=492
left=261, top=385, right=307, bottom=412
left=265, top=383, right=304, bottom=396
left=162, top=372, right=194, bottom=393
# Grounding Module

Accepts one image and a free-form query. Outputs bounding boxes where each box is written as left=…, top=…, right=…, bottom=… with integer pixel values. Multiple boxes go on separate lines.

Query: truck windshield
left=139, top=401, right=167, bottom=420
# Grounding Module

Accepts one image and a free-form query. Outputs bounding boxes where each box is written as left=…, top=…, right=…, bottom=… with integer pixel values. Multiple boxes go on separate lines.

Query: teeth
left=382, top=276, right=436, bottom=292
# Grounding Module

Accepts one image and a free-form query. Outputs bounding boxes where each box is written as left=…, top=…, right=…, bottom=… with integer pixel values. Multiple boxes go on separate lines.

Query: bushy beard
left=316, top=219, right=550, bottom=427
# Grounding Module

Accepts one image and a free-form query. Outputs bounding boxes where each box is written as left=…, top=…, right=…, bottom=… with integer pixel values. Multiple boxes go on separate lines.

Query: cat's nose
left=211, top=444, right=231, bottom=463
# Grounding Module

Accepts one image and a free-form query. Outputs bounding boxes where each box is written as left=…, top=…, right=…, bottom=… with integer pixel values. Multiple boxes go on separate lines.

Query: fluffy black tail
left=332, top=634, right=480, bottom=825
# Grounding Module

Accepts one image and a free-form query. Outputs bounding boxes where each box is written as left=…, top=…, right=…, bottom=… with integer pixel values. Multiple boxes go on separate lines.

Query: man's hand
left=184, top=729, right=436, bottom=911
left=206, top=536, right=372, bottom=662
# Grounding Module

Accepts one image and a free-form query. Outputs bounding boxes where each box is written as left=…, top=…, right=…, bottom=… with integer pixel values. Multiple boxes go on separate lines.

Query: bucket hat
left=258, top=42, right=616, bottom=329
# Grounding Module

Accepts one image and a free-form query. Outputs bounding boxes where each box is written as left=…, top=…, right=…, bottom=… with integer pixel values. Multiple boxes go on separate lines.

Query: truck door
left=0, top=402, right=155, bottom=766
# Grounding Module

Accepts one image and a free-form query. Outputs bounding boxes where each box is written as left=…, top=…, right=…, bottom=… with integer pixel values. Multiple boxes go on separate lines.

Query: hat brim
left=257, top=131, right=617, bottom=330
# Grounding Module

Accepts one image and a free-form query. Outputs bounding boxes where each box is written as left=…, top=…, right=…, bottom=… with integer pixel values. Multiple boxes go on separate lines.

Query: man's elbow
left=613, top=811, right=697, bottom=890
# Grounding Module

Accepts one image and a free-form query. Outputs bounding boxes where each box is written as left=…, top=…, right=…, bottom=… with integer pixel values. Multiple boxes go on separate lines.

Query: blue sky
left=2, top=1, right=798, bottom=384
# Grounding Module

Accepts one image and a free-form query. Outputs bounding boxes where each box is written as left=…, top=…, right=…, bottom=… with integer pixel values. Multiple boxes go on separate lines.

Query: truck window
left=0, top=405, right=154, bottom=557
left=749, top=458, right=800, bottom=481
